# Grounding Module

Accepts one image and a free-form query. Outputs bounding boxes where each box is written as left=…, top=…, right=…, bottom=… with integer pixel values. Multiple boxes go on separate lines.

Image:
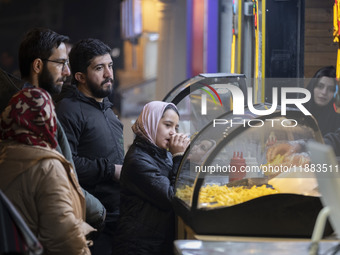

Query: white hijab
left=132, top=101, right=177, bottom=145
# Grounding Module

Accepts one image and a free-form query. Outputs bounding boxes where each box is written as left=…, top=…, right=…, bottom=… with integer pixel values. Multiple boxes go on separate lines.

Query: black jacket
left=324, top=128, right=340, bottom=156
left=55, top=117, right=106, bottom=231
left=113, top=136, right=182, bottom=255
left=56, top=85, right=124, bottom=223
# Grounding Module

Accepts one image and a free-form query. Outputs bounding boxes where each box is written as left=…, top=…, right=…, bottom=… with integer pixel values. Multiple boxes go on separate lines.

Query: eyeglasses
left=42, top=59, right=69, bottom=71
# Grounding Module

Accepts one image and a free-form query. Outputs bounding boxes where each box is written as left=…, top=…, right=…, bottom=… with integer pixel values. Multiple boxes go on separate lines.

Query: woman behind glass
left=305, top=66, right=340, bottom=136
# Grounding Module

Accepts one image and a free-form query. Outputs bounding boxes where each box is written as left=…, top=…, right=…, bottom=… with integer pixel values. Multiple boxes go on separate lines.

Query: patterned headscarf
left=132, top=101, right=177, bottom=145
left=0, top=87, right=57, bottom=149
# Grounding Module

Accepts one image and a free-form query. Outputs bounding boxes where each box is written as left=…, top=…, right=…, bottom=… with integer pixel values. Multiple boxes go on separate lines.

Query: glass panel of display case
left=163, top=75, right=205, bottom=103
left=173, top=104, right=332, bottom=237
left=163, top=73, right=247, bottom=135
left=175, top=104, right=323, bottom=210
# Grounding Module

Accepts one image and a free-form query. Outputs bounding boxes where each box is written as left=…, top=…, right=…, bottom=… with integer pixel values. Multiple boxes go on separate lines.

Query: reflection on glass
left=175, top=105, right=322, bottom=209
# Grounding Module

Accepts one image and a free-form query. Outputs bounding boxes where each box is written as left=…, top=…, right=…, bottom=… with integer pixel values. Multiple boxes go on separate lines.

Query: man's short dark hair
left=19, top=28, right=69, bottom=79
left=68, top=38, right=112, bottom=85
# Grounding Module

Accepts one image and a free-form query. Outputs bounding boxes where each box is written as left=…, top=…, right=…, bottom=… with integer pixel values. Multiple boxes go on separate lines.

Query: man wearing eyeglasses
left=1, top=27, right=106, bottom=239
left=19, top=29, right=70, bottom=95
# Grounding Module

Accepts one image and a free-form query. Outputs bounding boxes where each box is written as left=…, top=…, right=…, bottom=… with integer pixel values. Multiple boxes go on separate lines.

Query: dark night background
left=0, top=0, right=124, bottom=75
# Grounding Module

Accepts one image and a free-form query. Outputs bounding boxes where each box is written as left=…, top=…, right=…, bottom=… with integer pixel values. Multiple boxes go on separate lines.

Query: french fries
left=176, top=185, right=193, bottom=201
left=261, top=154, right=285, bottom=176
left=176, top=184, right=278, bottom=207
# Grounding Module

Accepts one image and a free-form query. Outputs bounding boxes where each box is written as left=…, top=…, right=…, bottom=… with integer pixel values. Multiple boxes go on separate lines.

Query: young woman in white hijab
left=113, top=101, right=190, bottom=255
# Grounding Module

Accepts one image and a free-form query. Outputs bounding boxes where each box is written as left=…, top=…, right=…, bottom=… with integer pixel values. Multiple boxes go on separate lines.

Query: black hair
left=68, top=38, right=112, bottom=85
left=305, top=66, right=337, bottom=110
left=163, top=104, right=180, bottom=117
left=312, top=66, right=336, bottom=79
left=19, top=27, right=69, bottom=79
left=307, top=66, right=336, bottom=91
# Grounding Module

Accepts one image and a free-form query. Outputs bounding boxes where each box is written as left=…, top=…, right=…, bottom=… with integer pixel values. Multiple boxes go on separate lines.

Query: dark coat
left=324, top=128, right=340, bottom=156
left=56, top=117, right=106, bottom=230
left=56, top=85, right=124, bottom=224
left=113, top=136, right=182, bottom=255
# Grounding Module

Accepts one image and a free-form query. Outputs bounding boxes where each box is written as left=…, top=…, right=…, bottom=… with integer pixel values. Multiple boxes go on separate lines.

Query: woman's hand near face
left=169, top=133, right=190, bottom=155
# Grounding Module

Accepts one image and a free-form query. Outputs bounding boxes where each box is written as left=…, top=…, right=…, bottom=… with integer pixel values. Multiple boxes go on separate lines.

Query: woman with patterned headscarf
left=113, top=101, right=190, bottom=255
left=0, top=87, right=93, bottom=255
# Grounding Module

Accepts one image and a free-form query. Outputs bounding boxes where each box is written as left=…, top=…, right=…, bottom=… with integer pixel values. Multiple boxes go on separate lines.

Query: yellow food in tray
left=262, top=153, right=310, bottom=177
left=176, top=184, right=278, bottom=208
left=176, top=185, right=194, bottom=201
left=261, top=154, right=285, bottom=176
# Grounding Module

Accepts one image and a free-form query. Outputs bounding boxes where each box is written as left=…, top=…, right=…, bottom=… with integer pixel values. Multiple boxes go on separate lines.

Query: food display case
left=163, top=73, right=247, bottom=136
left=172, top=105, right=333, bottom=237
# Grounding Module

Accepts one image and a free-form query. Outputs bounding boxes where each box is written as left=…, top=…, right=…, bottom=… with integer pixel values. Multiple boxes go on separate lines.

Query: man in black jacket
left=56, top=38, right=124, bottom=255
left=0, top=28, right=106, bottom=234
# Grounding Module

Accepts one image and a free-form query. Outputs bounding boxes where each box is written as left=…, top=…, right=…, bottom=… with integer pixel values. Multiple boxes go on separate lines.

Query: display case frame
left=173, top=107, right=333, bottom=237
left=163, top=73, right=248, bottom=136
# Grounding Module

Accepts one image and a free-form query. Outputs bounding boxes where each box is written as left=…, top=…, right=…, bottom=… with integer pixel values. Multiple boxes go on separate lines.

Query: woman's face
left=313, top=76, right=336, bottom=107
left=188, top=140, right=214, bottom=163
left=155, top=109, right=179, bottom=149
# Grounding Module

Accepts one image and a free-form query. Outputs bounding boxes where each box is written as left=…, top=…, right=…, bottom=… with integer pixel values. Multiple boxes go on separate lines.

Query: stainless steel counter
left=174, top=239, right=340, bottom=255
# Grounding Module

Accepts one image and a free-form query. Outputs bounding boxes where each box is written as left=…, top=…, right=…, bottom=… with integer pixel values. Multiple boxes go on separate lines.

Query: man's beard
left=86, top=77, right=113, bottom=99
left=38, top=68, right=63, bottom=95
